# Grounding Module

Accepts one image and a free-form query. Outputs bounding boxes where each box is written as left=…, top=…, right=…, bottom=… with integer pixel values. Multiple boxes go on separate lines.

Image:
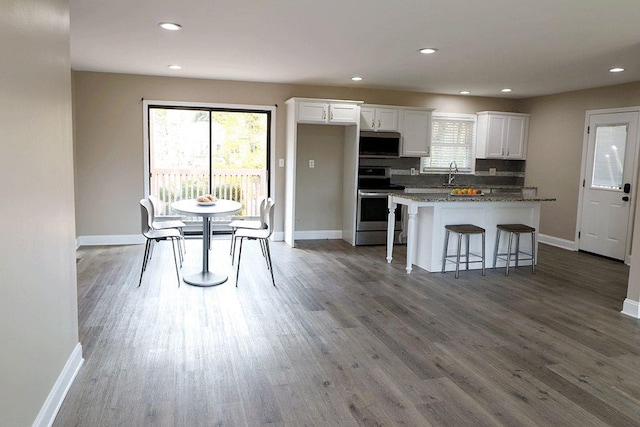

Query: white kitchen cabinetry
left=476, top=112, right=529, bottom=159
left=400, top=108, right=433, bottom=157
left=360, top=106, right=399, bottom=131
left=297, top=100, right=359, bottom=125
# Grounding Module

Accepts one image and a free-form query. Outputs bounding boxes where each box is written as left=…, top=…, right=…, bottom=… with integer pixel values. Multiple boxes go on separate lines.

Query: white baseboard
left=77, top=234, right=145, bottom=247
left=621, top=298, right=640, bottom=318
left=272, top=231, right=284, bottom=242
left=33, top=343, right=83, bottom=427
left=538, top=234, right=575, bottom=251
left=294, top=230, right=342, bottom=240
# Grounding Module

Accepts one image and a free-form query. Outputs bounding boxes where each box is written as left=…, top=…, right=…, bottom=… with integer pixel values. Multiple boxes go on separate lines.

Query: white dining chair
left=148, top=195, right=186, bottom=261
left=228, top=198, right=267, bottom=257
left=234, top=198, right=276, bottom=287
left=139, top=199, right=182, bottom=287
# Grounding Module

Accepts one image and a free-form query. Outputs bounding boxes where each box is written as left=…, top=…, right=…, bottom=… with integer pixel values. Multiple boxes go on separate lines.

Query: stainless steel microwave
left=358, top=131, right=401, bottom=158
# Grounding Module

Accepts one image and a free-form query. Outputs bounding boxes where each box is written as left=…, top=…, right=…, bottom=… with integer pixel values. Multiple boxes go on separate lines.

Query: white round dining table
left=171, top=199, right=242, bottom=286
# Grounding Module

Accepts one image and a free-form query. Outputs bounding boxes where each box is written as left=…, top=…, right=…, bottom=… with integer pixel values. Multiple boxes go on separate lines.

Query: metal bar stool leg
left=481, top=231, right=486, bottom=276
left=515, top=233, right=521, bottom=268
left=465, top=234, right=470, bottom=270
left=505, top=232, right=514, bottom=276
left=531, top=231, right=536, bottom=274
left=455, top=233, right=463, bottom=279
left=493, top=229, right=501, bottom=268
left=442, top=230, right=450, bottom=273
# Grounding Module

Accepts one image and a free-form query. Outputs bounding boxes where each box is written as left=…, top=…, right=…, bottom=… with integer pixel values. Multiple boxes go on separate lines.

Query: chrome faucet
left=447, top=161, right=458, bottom=185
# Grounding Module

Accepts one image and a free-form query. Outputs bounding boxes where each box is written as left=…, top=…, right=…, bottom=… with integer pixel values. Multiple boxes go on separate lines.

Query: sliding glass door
left=147, top=105, right=271, bottom=228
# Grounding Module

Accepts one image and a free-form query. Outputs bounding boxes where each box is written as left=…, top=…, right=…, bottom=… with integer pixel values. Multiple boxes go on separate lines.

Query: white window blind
left=421, top=113, right=476, bottom=173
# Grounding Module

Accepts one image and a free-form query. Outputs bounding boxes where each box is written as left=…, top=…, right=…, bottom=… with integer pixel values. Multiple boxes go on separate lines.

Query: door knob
left=622, top=196, right=630, bottom=202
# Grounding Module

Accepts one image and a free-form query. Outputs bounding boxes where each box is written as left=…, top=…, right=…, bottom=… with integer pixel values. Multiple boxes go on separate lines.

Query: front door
left=579, top=111, right=639, bottom=260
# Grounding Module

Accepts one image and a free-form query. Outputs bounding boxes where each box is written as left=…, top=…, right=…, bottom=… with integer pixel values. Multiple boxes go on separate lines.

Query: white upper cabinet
left=400, top=108, right=433, bottom=157
left=360, top=106, right=399, bottom=131
left=296, top=100, right=359, bottom=125
left=476, top=111, right=529, bottom=159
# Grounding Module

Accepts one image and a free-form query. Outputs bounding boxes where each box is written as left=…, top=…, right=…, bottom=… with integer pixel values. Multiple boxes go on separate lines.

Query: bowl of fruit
left=450, top=188, right=483, bottom=196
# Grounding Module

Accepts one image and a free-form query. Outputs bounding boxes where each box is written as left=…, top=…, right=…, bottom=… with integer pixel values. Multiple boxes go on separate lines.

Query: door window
left=591, top=124, right=628, bottom=190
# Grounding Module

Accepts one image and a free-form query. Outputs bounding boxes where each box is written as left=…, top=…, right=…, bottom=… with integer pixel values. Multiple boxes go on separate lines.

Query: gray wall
left=72, top=71, right=517, bottom=239
left=0, top=0, right=80, bottom=425
left=519, top=81, right=640, bottom=241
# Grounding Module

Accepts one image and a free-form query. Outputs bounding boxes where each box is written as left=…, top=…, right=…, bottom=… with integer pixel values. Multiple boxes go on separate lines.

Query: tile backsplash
left=358, top=157, right=526, bottom=187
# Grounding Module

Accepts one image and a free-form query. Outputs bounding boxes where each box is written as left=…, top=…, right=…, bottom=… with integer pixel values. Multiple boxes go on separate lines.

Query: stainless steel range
left=356, top=167, right=404, bottom=245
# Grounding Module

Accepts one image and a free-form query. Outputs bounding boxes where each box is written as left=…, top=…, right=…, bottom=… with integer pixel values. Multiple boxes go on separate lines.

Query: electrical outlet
left=489, top=167, right=497, bottom=176
left=411, top=168, right=419, bottom=176
left=278, top=158, right=285, bottom=167
left=309, top=159, right=315, bottom=168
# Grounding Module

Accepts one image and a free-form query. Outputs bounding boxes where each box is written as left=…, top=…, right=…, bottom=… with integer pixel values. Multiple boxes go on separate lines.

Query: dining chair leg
left=235, top=237, right=244, bottom=287
left=139, top=239, right=151, bottom=287
left=171, top=237, right=181, bottom=287
left=230, top=228, right=236, bottom=256
left=177, top=232, right=184, bottom=264
left=231, top=235, right=238, bottom=265
left=264, top=239, right=276, bottom=287
left=260, top=238, right=267, bottom=259
left=149, top=239, right=156, bottom=261
left=260, top=239, right=270, bottom=271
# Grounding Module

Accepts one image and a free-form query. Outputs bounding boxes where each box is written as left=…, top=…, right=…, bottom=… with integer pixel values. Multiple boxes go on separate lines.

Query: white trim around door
left=576, top=107, right=640, bottom=264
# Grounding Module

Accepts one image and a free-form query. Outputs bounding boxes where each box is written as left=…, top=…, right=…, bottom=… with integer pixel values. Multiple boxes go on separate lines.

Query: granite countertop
left=405, top=184, right=537, bottom=190
left=392, top=193, right=556, bottom=202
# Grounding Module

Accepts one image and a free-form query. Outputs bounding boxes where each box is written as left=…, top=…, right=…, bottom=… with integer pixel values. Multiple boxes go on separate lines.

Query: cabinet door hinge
left=578, top=231, right=581, bottom=239
left=582, top=179, right=585, bottom=187
left=587, top=126, right=590, bottom=134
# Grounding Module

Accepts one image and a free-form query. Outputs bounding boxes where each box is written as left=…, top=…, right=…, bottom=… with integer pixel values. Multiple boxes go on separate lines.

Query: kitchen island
left=386, top=193, right=556, bottom=273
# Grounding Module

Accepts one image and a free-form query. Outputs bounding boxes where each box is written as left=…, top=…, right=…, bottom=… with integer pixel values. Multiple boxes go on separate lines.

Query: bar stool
left=493, top=224, right=536, bottom=276
left=442, top=224, right=486, bottom=278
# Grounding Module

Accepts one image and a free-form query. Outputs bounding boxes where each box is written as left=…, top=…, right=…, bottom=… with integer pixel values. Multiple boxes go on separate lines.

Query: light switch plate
left=489, top=167, right=497, bottom=176
left=309, top=160, right=315, bottom=168
left=279, top=158, right=285, bottom=167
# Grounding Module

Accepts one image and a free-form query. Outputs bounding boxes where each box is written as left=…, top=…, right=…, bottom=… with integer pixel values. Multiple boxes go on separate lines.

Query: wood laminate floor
left=55, top=238, right=640, bottom=426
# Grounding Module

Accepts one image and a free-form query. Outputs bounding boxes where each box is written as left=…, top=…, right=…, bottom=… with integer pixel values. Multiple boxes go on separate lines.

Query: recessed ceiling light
left=609, top=67, right=625, bottom=73
left=168, top=65, right=182, bottom=70
left=419, top=48, right=438, bottom=54
left=459, top=91, right=470, bottom=95
left=501, top=88, right=512, bottom=93
left=159, top=22, right=182, bottom=31
left=351, top=76, right=363, bottom=81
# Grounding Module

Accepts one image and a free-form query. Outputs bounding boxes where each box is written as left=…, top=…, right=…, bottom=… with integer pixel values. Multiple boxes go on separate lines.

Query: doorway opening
left=143, top=101, right=274, bottom=233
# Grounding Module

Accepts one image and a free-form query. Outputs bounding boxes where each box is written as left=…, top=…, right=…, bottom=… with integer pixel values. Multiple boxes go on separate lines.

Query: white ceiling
left=70, top=0, right=640, bottom=98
